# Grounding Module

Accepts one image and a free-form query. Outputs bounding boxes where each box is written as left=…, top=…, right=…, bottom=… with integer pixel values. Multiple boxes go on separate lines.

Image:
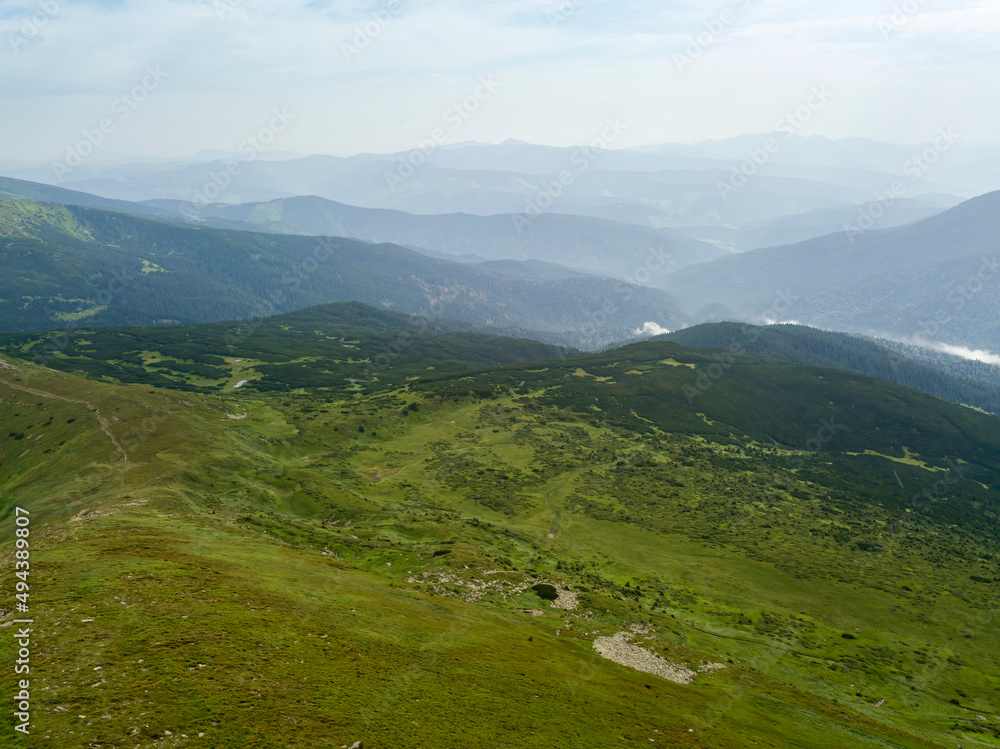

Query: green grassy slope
left=1, top=322, right=999, bottom=747
left=0, top=176, right=169, bottom=219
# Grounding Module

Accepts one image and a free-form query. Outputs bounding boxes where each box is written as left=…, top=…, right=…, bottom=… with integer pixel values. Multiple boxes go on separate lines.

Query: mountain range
left=3, top=138, right=1000, bottom=747
left=147, top=194, right=727, bottom=279
left=3, top=134, right=983, bottom=250
left=668, top=190, right=1000, bottom=351
left=0, top=194, right=686, bottom=347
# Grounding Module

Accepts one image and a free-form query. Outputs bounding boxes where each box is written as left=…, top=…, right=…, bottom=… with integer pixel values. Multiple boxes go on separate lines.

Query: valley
left=3, top=14, right=1000, bottom=741
left=2, top=306, right=999, bottom=747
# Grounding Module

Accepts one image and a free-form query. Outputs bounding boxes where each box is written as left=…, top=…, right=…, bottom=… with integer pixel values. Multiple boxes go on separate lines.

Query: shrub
left=532, top=584, right=558, bottom=601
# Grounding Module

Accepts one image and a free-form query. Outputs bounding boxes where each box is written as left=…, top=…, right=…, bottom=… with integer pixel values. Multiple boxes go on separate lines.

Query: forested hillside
left=664, top=322, right=1000, bottom=414
left=0, top=199, right=686, bottom=347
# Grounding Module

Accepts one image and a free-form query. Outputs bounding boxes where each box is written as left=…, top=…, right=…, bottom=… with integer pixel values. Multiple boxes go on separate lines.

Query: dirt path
left=542, top=468, right=584, bottom=541
left=0, top=374, right=128, bottom=464
left=370, top=456, right=429, bottom=483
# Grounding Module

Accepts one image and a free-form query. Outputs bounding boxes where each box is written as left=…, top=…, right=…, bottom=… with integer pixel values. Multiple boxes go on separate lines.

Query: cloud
left=920, top=341, right=1000, bottom=366
left=636, top=322, right=670, bottom=336
left=0, top=0, right=998, bottom=157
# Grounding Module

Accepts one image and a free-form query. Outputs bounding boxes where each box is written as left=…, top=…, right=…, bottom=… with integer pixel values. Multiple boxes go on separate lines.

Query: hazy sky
left=2, top=0, right=998, bottom=160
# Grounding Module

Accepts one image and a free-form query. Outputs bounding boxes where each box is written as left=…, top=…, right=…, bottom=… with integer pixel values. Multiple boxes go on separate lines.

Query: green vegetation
left=878, top=338, right=1000, bottom=388
left=1, top=307, right=999, bottom=748
left=0, top=302, right=572, bottom=393
left=665, top=321, right=1000, bottom=414
left=532, top=584, right=559, bottom=601
left=0, top=176, right=725, bottom=281
left=0, top=196, right=684, bottom=346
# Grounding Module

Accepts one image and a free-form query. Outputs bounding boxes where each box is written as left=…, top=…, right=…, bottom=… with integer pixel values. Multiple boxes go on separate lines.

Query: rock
left=550, top=589, right=580, bottom=611
left=593, top=632, right=696, bottom=685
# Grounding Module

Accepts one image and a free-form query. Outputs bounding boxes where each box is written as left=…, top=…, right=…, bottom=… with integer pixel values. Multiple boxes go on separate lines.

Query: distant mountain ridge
left=0, top=176, right=726, bottom=280
left=667, top=190, right=1000, bottom=351
left=3, top=136, right=977, bottom=240
left=679, top=198, right=956, bottom=252
left=0, top=196, right=687, bottom=347
left=144, top=194, right=727, bottom=279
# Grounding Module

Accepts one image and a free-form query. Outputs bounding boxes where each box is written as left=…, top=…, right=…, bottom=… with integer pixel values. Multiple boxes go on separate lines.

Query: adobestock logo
left=7, top=0, right=65, bottom=54
left=717, top=86, right=833, bottom=201
left=917, top=254, right=999, bottom=339
left=214, top=0, right=248, bottom=22
left=547, top=0, right=581, bottom=27
left=341, top=0, right=403, bottom=63
left=674, top=0, right=751, bottom=72
left=384, top=76, right=501, bottom=192
left=683, top=288, right=799, bottom=404
left=879, top=0, right=929, bottom=38
left=512, top=117, right=626, bottom=234
left=51, top=66, right=169, bottom=183
left=843, top=127, right=959, bottom=243
left=180, top=108, right=296, bottom=218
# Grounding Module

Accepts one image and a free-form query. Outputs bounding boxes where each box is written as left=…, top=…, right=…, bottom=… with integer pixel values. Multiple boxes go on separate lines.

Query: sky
left=1, top=0, right=999, bottom=160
